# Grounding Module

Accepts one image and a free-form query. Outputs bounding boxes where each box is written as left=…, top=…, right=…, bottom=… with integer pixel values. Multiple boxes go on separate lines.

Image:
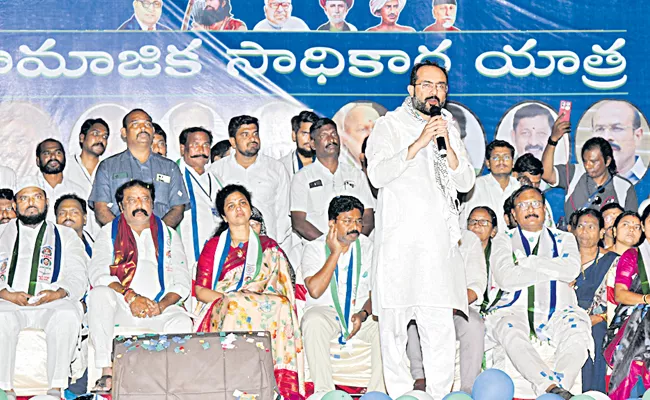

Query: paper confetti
left=202, top=342, right=211, bottom=350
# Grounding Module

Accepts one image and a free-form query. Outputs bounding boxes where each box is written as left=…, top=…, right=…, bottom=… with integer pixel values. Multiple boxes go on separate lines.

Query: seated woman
left=570, top=209, right=619, bottom=393
left=604, top=207, right=650, bottom=399
left=194, top=184, right=304, bottom=399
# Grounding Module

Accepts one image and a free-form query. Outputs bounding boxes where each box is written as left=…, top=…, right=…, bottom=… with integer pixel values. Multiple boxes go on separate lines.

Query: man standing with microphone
left=366, top=60, right=476, bottom=399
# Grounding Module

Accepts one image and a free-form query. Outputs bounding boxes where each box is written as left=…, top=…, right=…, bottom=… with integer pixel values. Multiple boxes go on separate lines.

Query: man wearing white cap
left=366, top=0, right=414, bottom=32
left=317, top=0, right=357, bottom=31
left=423, top=0, right=459, bottom=32
left=0, top=176, right=88, bottom=400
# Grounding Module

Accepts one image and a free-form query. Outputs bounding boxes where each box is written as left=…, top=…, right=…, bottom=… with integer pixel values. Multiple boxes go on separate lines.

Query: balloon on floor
left=322, top=390, right=353, bottom=400
left=360, top=392, right=392, bottom=400
left=472, top=368, right=515, bottom=400
left=399, top=390, right=435, bottom=400
left=442, top=392, right=472, bottom=400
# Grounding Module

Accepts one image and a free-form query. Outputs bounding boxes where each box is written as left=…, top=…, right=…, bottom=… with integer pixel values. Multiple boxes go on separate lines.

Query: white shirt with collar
left=459, top=229, right=488, bottom=312
left=178, top=159, right=223, bottom=264
left=291, top=159, right=376, bottom=236
left=301, top=234, right=373, bottom=311
left=37, top=174, right=95, bottom=230
left=89, top=221, right=190, bottom=301
left=461, top=173, right=519, bottom=233
left=624, top=156, right=647, bottom=184
left=65, top=155, right=102, bottom=235
left=209, top=152, right=293, bottom=253
left=253, top=16, right=310, bottom=31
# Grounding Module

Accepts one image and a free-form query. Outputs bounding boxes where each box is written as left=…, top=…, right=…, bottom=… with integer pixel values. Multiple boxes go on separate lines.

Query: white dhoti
left=379, top=306, right=455, bottom=400
left=301, top=306, right=385, bottom=393
left=87, top=286, right=193, bottom=368
left=0, top=298, right=82, bottom=390
left=485, top=306, right=592, bottom=395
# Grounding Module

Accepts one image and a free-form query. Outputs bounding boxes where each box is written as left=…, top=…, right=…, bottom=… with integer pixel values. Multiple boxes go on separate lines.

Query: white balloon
left=400, top=390, right=435, bottom=400
left=581, top=391, right=610, bottom=400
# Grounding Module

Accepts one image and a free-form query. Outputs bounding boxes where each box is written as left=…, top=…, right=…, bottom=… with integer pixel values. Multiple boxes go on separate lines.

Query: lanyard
left=184, top=168, right=203, bottom=261
left=638, top=249, right=649, bottom=295
left=325, top=240, right=362, bottom=344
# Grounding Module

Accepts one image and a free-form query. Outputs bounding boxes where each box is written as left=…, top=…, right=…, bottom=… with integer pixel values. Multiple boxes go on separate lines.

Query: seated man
left=55, top=193, right=95, bottom=257
left=87, top=180, right=192, bottom=393
left=0, top=177, right=87, bottom=400
left=301, top=196, right=385, bottom=394
left=407, top=209, right=488, bottom=393
left=486, top=186, right=590, bottom=399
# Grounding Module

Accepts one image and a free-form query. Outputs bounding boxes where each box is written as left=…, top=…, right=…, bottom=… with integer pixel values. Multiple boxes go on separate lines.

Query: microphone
left=428, top=105, right=446, bottom=157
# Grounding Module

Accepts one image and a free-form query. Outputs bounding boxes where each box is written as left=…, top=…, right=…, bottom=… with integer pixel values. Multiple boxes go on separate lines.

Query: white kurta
left=460, top=229, right=488, bottom=311
left=178, top=160, right=222, bottom=265
left=460, top=174, right=519, bottom=233
left=291, top=159, right=376, bottom=235
left=37, top=173, right=98, bottom=235
left=209, top=153, right=293, bottom=257
left=366, top=105, right=476, bottom=314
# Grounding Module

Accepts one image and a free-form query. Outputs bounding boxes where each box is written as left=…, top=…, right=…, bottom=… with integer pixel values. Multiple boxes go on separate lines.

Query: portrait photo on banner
left=332, top=100, right=387, bottom=169
left=446, top=101, right=486, bottom=175
left=576, top=99, right=650, bottom=184
left=495, top=100, right=569, bottom=166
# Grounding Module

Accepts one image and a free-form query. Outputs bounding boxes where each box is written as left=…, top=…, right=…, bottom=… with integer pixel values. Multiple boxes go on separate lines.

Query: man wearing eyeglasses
left=253, top=0, right=309, bottom=31
left=512, top=153, right=555, bottom=228
left=118, top=0, right=171, bottom=31
left=590, top=100, right=645, bottom=184
left=89, top=109, right=189, bottom=229
left=484, top=185, right=589, bottom=399
left=460, top=140, right=519, bottom=232
left=365, top=60, right=476, bottom=398
left=542, top=125, right=637, bottom=221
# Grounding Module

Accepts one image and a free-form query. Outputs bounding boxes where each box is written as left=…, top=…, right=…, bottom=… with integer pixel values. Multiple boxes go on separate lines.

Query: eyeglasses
left=87, top=130, right=109, bottom=140
left=593, top=124, right=632, bottom=135
left=467, top=219, right=491, bottom=227
left=413, top=81, right=447, bottom=92
left=515, top=200, right=543, bottom=210
left=490, top=155, right=513, bottom=162
left=337, top=218, right=364, bottom=226
left=268, top=1, right=291, bottom=9
left=136, top=0, right=163, bottom=9
left=0, top=206, right=14, bottom=212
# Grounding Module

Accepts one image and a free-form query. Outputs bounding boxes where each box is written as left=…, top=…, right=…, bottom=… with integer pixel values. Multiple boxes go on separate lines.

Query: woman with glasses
left=603, top=207, right=650, bottom=399
left=569, top=209, right=619, bottom=392
left=194, top=184, right=304, bottom=399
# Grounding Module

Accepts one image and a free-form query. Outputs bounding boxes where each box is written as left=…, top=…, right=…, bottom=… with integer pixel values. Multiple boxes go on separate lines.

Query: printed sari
left=195, top=229, right=304, bottom=400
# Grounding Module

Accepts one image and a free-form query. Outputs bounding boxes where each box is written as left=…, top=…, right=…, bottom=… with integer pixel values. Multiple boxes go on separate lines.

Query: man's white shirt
left=291, top=159, right=375, bottom=235
left=461, top=174, right=519, bottom=233
left=301, top=234, right=373, bottom=311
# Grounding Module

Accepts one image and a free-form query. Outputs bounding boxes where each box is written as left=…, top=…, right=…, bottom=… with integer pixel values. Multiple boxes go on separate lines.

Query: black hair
left=581, top=137, right=618, bottom=175
left=228, top=115, right=259, bottom=138
left=213, top=184, right=253, bottom=236
left=291, top=111, right=319, bottom=133
left=179, top=126, right=213, bottom=146
left=511, top=185, right=546, bottom=206
left=54, top=193, right=87, bottom=215
left=122, top=108, right=152, bottom=129
left=513, top=153, right=544, bottom=176
left=641, top=205, right=650, bottom=227
left=36, top=138, right=65, bottom=158
left=0, top=188, right=14, bottom=201
left=485, top=139, right=515, bottom=161
left=211, top=139, right=232, bottom=161
left=309, top=118, right=337, bottom=139
left=328, top=195, right=365, bottom=221
left=469, top=206, right=498, bottom=228
left=601, top=202, right=625, bottom=215
left=153, top=123, right=167, bottom=141
left=613, top=210, right=643, bottom=246
left=570, top=208, right=604, bottom=230
left=410, top=60, right=448, bottom=86
left=503, top=196, right=517, bottom=228
left=361, top=136, right=369, bottom=155
left=79, top=118, right=110, bottom=148
left=512, top=103, right=554, bottom=132
left=115, top=179, right=156, bottom=205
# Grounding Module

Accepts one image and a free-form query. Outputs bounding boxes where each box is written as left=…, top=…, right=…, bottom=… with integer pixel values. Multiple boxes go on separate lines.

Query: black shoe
left=549, top=386, right=573, bottom=399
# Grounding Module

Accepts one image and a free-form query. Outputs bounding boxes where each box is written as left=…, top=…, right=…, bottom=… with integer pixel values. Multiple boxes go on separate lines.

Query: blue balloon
left=536, top=394, right=564, bottom=400
left=472, top=368, right=515, bottom=400
left=442, top=392, right=472, bottom=400
left=360, top=392, right=392, bottom=400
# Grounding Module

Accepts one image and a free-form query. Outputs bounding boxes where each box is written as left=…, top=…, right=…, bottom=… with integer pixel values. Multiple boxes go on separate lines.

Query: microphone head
left=428, top=105, right=442, bottom=117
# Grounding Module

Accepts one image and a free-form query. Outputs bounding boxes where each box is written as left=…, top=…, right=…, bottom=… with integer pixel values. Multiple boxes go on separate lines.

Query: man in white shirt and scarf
left=485, top=185, right=591, bottom=399
left=366, top=60, right=476, bottom=399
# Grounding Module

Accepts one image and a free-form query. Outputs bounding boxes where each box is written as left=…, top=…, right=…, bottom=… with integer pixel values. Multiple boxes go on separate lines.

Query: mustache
left=388, top=13, right=397, bottom=18
left=347, top=230, right=360, bottom=236
left=426, top=95, right=441, bottom=103
left=132, top=208, right=149, bottom=217
left=63, top=219, right=75, bottom=225
left=191, top=154, right=209, bottom=159
left=93, top=142, right=105, bottom=148
left=524, top=144, right=544, bottom=152
left=608, top=141, right=621, bottom=151
left=525, top=214, right=539, bottom=219
left=326, top=142, right=339, bottom=148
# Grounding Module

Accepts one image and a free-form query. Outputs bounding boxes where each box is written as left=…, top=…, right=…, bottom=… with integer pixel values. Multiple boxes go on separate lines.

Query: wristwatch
left=359, top=309, right=370, bottom=322
left=547, top=137, right=559, bottom=146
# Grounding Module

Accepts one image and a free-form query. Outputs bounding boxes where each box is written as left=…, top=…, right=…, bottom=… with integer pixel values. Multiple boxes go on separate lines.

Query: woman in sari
left=570, top=209, right=619, bottom=392
left=603, top=207, right=650, bottom=399
left=195, top=184, right=304, bottom=400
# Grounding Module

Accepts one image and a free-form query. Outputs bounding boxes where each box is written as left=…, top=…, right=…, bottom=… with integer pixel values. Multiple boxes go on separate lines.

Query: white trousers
left=485, top=307, right=592, bottom=395
left=379, top=306, right=455, bottom=400
left=301, top=306, right=385, bottom=393
left=407, top=308, right=485, bottom=393
left=0, top=297, right=82, bottom=390
left=87, top=286, right=193, bottom=368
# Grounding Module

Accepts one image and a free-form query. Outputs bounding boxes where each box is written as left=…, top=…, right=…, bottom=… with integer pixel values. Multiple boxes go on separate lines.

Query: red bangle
left=123, top=289, right=134, bottom=302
